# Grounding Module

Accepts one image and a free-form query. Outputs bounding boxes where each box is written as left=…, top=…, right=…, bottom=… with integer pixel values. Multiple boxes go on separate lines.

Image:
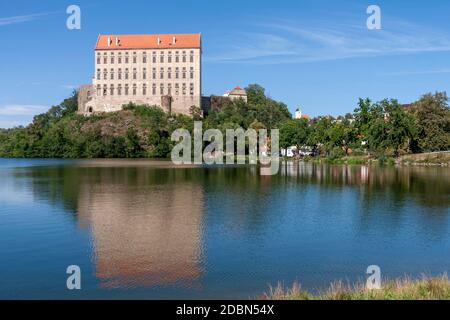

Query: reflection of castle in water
left=76, top=169, right=204, bottom=288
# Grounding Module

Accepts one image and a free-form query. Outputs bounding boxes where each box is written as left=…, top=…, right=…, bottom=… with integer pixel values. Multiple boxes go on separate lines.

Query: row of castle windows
left=97, top=67, right=195, bottom=80
left=96, top=83, right=195, bottom=96
left=97, top=50, right=195, bottom=64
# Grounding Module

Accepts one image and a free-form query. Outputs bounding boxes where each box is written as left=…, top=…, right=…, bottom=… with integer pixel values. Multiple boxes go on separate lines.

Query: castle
left=78, top=34, right=202, bottom=115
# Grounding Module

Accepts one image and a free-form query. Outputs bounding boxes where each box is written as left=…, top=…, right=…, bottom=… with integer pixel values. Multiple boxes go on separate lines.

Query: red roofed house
left=78, top=34, right=202, bottom=115
left=223, top=86, right=247, bottom=102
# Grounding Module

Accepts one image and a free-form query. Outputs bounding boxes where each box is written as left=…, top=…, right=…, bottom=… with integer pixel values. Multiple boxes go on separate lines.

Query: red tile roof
left=95, top=34, right=201, bottom=50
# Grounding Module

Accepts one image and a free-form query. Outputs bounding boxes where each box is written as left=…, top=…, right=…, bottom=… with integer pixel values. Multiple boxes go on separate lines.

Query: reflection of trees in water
left=13, top=162, right=450, bottom=286
left=279, top=162, right=450, bottom=208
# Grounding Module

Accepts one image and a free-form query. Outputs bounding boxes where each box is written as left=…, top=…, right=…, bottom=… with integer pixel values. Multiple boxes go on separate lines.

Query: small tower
left=294, top=108, right=302, bottom=120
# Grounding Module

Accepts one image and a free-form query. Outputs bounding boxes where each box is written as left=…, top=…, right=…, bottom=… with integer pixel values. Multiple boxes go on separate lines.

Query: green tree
left=411, top=92, right=450, bottom=152
left=279, top=119, right=309, bottom=149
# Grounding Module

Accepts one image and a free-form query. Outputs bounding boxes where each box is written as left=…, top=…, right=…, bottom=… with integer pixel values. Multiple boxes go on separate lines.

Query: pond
left=0, top=159, right=449, bottom=299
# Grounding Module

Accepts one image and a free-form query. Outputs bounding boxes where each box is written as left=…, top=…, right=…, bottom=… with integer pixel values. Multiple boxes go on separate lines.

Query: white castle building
left=78, top=34, right=202, bottom=115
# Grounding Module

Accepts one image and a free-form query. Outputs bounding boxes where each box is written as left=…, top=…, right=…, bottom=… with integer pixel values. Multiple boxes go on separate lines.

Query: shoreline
left=281, top=151, right=450, bottom=167
left=1, top=154, right=449, bottom=167
left=263, top=275, right=450, bottom=300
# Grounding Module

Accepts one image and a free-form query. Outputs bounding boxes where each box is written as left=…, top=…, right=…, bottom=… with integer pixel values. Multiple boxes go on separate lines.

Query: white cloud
left=0, top=13, right=50, bottom=27
left=0, top=105, right=49, bottom=128
left=379, top=69, right=450, bottom=76
left=61, top=84, right=78, bottom=90
left=206, top=17, right=450, bottom=65
left=0, top=120, right=24, bottom=129
left=0, top=105, right=48, bottom=116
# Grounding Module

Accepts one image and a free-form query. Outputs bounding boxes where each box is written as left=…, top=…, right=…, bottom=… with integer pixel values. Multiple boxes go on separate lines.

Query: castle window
left=175, top=51, right=179, bottom=63
left=175, top=67, right=179, bottom=79
left=160, top=83, right=164, bottom=95
left=125, top=68, right=129, bottom=80
left=182, top=83, right=186, bottom=96
left=175, top=83, right=179, bottom=95
left=168, top=52, right=172, bottom=63
left=132, top=84, right=137, bottom=95
left=168, top=67, right=172, bottom=79
left=152, top=54, right=156, bottom=63
left=142, top=84, right=147, bottom=95
left=103, top=68, right=107, bottom=80
left=125, top=84, right=129, bottom=95
left=160, top=67, right=164, bottom=79
left=133, top=52, right=137, bottom=63
left=125, top=52, right=129, bottom=64
left=103, top=84, right=107, bottom=96
left=96, top=84, right=101, bottom=96
left=110, top=53, right=114, bottom=64
left=143, top=68, right=147, bottom=80
left=133, top=68, right=137, bottom=80
left=182, top=67, right=186, bottom=79
left=143, top=52, right=147, bottom=63
left=190, top=51, right=194, bottom=63
left=97, top=54, right=101, bottom=64
left=182, top=51, right=186, bottom=63
left=152, top=68, right=156, bottom=79
left=168, top=83, right=172, bottom=95
left=103, top=53, right=107, bottom=64
left=97, top=69, right=101, bottom=80
left=117, top=84, right=122, bottom=96
left=110, top=68, right=114, bottom=80
left=118, top=68, right=122, bottom=80
left=118, top=52, right=122, bottom=64
left=190, top=83, right=194, bottom=95
left=152, top=84, right=156, bottom=95
left=110, top=84, right=114, bottom=96
left=160, top=53, right=164, bottom=63
left=190, top=67, right=194, bottom=79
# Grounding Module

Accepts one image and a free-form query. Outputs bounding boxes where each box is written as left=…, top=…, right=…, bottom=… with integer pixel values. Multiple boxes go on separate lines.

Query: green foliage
left=361, top=99, right=416, bottom=157
left=410, top=92, right=450, bottom=152
left=0, top=86, right=448, bottom=160
left=205, top=84, right=292, bottom=131
left=266, top=275, right=450, bottom=300
left=279, top=119, right=309, bottom=149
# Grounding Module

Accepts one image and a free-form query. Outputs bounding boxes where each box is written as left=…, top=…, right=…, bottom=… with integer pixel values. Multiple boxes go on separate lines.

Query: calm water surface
left=0, top=159, right=449, bottom=299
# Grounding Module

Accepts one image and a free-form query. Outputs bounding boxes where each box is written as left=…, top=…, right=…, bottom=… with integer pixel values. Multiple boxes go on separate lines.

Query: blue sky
left=1, top=0, right=450, bottom=128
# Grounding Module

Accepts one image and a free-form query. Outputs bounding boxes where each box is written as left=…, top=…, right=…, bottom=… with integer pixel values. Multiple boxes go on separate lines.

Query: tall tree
left=411, top=92, right=450, bottom=152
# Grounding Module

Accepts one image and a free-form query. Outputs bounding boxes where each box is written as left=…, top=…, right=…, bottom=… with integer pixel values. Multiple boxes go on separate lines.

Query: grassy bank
left=263, top=275, right=450, bottom=300
left=283, top=151, right=450, bottom=166
left=399, top=151, right=450, bottom=166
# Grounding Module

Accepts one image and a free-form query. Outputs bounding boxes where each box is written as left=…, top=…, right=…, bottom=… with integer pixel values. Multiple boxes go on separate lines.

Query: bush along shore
left=263, top=275, right=450, bottom=300
left=0, top=85, right=449, bottom=161
left=282, top=152, right=450, bottom=166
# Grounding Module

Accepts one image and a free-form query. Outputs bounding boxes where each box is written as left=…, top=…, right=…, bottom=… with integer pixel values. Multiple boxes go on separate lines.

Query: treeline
left=0, top=84, right=449, bottom=159
left=0, top=93, right=194, bottom=158
left=0, top=84, right=291, bottom=158
left=279, top=92, right=450, bottom=158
